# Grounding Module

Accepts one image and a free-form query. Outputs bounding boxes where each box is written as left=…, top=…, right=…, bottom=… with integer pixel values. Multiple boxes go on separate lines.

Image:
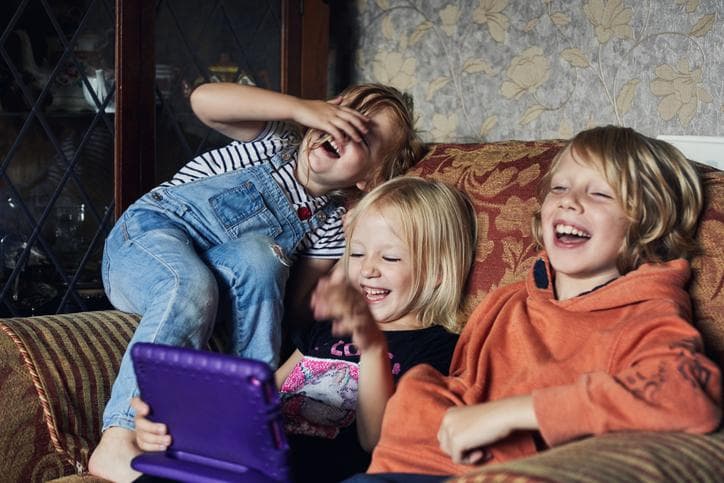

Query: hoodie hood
left=527, top=253, right=692, bottom=316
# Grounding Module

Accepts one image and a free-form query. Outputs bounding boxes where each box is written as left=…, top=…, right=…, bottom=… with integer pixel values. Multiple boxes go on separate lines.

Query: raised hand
left=190, top=83, right=370, bottom=143
left=132, top=397, right=172, bottom=452
left=294, top=97, right=370, bottom=146
left=310, top=275, right=384, bottom=352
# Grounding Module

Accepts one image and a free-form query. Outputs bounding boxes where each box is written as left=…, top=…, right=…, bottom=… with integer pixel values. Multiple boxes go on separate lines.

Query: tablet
left=130, top=342, right=289, bottom=483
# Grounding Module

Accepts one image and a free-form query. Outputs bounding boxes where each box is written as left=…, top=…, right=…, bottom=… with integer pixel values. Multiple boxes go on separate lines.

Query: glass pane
left=0, top=0, right=115, bottom=316
left=153, top=0, right=282, bottom=184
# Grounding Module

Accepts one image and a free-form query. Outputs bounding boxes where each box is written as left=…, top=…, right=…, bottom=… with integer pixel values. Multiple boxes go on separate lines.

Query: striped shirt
left=159, top=121, right=346, bottom=259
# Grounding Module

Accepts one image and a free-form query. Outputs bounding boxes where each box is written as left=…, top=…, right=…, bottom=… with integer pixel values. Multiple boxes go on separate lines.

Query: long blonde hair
left=532, top=125, right=703, bottom=274
left=343, top=177, right=477, bottom=332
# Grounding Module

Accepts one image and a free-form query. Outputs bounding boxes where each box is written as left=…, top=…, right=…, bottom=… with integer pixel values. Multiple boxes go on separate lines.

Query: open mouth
left=363, top=286, right=390, bottom=302
left=321, top=140, right=341, bottom=158
left=555, top=223, right=591, bottom=243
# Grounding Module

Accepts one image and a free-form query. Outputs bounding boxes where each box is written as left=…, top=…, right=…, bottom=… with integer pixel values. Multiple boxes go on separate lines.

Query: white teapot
left=82, top=69, right=115, bottom=112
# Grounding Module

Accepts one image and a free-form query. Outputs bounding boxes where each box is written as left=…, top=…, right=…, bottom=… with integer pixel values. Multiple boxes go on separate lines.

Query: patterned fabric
left=160, top=121, right=299, bottom=186
left=448, top=431, right=724, bottom=483
left=407, top=141, right=564, bottom=317
left=347, top=1, right=722, bottom=144
left=408, top=141, right=724, bottom=366
left=0, top=311, right=139, bottom=481
left=690, top=169, right=724, bottom=365
left=0, top=140, right=721, bottom=482
left=281, top=356, right=360, bottom=439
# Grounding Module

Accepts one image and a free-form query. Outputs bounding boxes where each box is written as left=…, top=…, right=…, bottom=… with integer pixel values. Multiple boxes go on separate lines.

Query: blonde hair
left=343, top=177, right=477, bottom=332
left=305, top=84, right=425, bottom=197
left=532, top=125, right=703, bottom=274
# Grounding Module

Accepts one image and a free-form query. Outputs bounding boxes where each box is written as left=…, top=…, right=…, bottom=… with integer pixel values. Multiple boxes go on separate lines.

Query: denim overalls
left=101, top=149, right=338, bottom=430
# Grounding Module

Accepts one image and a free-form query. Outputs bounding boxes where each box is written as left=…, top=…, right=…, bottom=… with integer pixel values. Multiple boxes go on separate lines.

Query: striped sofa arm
left=0, top=311, right=139, bottom=482
left=448, top=430, right=724, bottom=483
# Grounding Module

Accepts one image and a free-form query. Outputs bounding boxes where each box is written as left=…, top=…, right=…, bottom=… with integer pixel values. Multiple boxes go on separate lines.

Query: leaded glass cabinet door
left=115, top=0, right=329, bottom=217
left=152, top=1, right=283, bottom=183
left=150, top=0, right=328, bottom=189
left=1, top=0, right=116, bottom=316
left=1, top=0, right=328, bottom=316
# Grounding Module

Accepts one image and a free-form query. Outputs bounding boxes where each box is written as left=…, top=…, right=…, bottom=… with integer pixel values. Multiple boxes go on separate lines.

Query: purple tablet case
left=130, top=342, right=289, bottom=483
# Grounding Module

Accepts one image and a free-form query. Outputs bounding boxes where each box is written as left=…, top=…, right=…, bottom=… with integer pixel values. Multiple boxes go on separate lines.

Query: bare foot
left=88, top=427, right=142, bottom=482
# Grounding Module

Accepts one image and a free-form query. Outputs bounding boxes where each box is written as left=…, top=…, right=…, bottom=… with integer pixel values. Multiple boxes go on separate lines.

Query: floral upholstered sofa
left=1, top=140, right=722, bottom=482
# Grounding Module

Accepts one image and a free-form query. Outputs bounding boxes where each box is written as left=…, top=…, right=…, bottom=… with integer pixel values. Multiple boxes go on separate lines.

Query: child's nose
left=559, top=191, right=582, bottom=211
left=361, top=259, right=380, bottom=277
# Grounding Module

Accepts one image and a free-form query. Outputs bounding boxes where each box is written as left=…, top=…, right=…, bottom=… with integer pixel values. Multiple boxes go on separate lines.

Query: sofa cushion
left=690, top=169, right=724, bottom=366
left=0, top=311, right=139, bottom=480
left=410, top=142, right=724, bottom=367
left=408, top=141, right=566, bottom=321
left=447, top=431, right=724, bottom=483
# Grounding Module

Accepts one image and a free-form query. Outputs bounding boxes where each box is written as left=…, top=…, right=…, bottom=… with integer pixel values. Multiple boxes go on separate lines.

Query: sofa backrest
left=408, top=141, right=724, bottom=368
left=0, top=140, right=721, bottom=482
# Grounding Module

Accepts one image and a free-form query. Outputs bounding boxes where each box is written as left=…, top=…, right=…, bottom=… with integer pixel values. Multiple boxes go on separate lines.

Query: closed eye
left=382, top=256, right=400, bottom=262
left=592, top=192, right=614, bottom=199
left=349, top=252, right=364, bottom=258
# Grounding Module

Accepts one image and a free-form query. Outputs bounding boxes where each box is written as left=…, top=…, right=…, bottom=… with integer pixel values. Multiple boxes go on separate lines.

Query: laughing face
left=346, top=205, right=421, bottom=330
left=540, top=148, right=630, bottom=300
left=297, top=108, right=397, bottom=196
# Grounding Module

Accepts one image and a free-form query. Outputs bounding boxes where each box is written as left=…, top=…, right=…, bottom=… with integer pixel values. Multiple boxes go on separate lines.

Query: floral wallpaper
left=341, top=0, right=723, bottom=142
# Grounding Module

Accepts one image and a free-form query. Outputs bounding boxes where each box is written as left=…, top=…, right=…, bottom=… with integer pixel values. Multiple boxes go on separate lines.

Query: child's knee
left=180, top=268, right=219, bottom=310
left=209, top=237, right=291, bottom=284
left=249, top=238, right=292, bottom=277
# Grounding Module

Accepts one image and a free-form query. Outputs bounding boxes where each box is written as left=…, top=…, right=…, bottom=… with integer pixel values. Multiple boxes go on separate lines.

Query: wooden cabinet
left=0, top=0, right=329, bottom=315
left=114, top=0, right=329, bottom=216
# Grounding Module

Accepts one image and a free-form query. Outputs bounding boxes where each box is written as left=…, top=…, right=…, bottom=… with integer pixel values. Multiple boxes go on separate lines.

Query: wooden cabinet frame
left=113, top=0, right=329, bottom=217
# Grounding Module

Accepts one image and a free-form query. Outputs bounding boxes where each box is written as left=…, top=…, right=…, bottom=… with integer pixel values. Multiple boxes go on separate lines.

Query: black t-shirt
left=282, top=321, right=458, bottom=483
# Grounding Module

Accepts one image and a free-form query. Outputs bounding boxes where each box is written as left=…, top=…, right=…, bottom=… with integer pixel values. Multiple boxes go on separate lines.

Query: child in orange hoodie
left=346, top=125, right=722, bottom=481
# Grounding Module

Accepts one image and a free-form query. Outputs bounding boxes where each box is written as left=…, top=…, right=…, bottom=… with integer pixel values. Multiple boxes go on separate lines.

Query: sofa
left=1, top=139, right=722, bottom=482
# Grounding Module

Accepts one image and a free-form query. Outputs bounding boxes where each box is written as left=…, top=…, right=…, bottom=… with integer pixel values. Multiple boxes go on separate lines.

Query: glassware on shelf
left=155, top=64, right=178, bottom=98
left=0, top=211, right=57, bottom=316
left=182, top=53, right=256, bottom=99
left=208, top=53, right=240, bottom=82
left=53, top=202, right=87, bottom=269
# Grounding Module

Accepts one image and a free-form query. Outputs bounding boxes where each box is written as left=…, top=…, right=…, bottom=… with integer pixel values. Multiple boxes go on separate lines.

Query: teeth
left=364, top=287, right=389, bottom=297
left=555, top=224, right=591, bottom=238
left=329, top=140, right=340, bottom=156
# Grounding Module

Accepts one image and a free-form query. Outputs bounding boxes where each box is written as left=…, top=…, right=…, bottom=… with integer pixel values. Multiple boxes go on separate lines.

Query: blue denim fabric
left=101, top=152, right=337, bottom=430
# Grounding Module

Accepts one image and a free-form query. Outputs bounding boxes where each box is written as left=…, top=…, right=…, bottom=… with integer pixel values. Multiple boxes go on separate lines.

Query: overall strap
left=268, top=145, right=299, bottom=170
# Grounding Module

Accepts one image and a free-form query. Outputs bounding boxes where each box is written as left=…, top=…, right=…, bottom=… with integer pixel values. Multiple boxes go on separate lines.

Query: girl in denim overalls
left=89, top=83, right=424, bottom=482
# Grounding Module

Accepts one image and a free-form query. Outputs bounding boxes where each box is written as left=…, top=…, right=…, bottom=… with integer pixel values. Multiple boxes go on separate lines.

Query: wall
left=335, top=0, right=723, bottom=143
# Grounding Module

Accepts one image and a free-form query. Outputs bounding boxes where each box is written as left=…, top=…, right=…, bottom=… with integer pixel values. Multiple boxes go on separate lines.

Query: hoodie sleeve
left=532, top=300, right=722, bottom=447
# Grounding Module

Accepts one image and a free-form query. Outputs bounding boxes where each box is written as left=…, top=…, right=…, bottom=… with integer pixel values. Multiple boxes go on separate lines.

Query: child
left=133, top=177, right=479, bottom=483
left=354, top=126, right=722, bottom=480
left=89, top=83, right=424, bottom=482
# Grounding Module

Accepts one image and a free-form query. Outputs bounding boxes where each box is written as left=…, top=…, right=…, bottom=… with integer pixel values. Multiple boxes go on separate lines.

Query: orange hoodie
left=369, top=256, right=722, bottom=476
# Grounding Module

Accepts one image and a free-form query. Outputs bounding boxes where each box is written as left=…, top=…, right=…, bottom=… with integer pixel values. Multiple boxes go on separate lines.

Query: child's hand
left=310, top=275, right=384, bottom=352
left=132, top=397, right=172, bottom=452
left=295, top=97, right=370, bottom=146
left=437, top=395, right=537, bottom=465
